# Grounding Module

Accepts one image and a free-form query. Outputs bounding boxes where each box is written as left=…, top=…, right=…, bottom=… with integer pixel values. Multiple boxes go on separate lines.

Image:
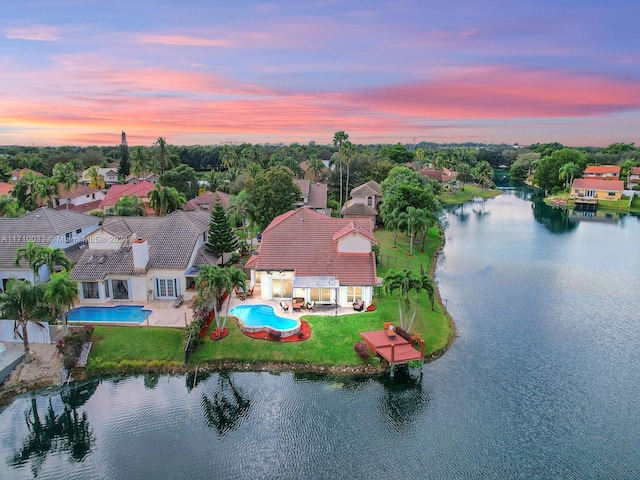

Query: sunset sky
left=2, top=1, right=639, bottom=147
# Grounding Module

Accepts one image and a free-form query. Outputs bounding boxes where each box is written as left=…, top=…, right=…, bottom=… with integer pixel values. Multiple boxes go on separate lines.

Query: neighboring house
left=293, top=179, right=329, bottom=215
left=70, top=210, right=216, bottom=301
left=99, top=181, right=155, bottom=215
left=11, top=168, right=43, bottom=182
left=0, top=182, right=13, bottom=196
left=0, top=208, right=99, bottom=290
left=341, top=180, right=382, bottom=227
left=571, top=178, right=624, bottom=202
left=245, top=207, right=378, bottom=308
left=183, top=191, right=230, bottom=211
left=627, top=167, right=640, bottom=189
left=125, top=174, right=159, bottom=185
left=80, top=167, right=119, bottom=186
left=419, top=168, right=458, bottom=183
left=53, top=184, right=106, bottom=213
left=583, top=165, right=621, bottom=180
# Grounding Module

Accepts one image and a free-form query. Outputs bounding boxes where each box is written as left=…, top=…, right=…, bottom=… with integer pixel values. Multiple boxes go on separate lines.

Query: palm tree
left=0, top=278, right=49, bottom=363
left=333, top=130, right=349, bottom=209
left=381, top=208, right=401, bottom=248
left=559, top=162, right=580, bottom=190
left=418, top=210, right=439, bottom=253
left=421, top=274, right=436, bottom=310
left=148, top=184, right=186, bottom=216
left=307, top=156, right=325, bottom=182
left=86, top=165, right=105, bottom=190
left=154, top=137, right=173, bottom=173
left=202, top=170, right=222, bottom=193
left=43, top=271, right=78, bottom=336
left=473, top=161, right=494, bottom=189
left=33, top=177, right=59, bottom=208
left=195, top=265, right=231, bottom=334
left=109, top=195, right=146, bottom=216
left=226, top=190, right=255, bottom=243
left=42, top=248, right=73, bottom=274
left=455, top=163, right=474, bottom=191
left=15, top=242, right=46, bottom=282
left=220, top=145, right=237, bottom=174
left=54, top=162, right=79, bottom=209
left=0, top=195, right=25, bottom=217
left=222, top=266, right=247, bottom=329
left=382, top=268, right=426, bottom=333
left=130, top=146, right=151, bottom=178
left=398, top=207, right=428, bottom=256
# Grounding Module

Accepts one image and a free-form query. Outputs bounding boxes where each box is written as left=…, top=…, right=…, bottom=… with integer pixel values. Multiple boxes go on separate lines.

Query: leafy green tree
left=0, top=157, right=11, bottom=182
left=0, top=278, right=49, bottom=363
left=43, top=271, right=78, bottom=336
left=11, top=171, right=40, bottom=211
left=509, top=163, right=528, bottom=184
left=534, top=148, right=586, bottom=193
left=0, top=195, right=25, bottom=217
left=246, top=166, right=300, bottom=229
left=382, top=268, right=429, bottom=333
left=108, top=195, right=146, bottom=216
left=118, top=131, right=130, bottom=177
left=226, top=190, right=255, bottom=243
left=159, top=164, right=199, bottom=199
left=381, top=143, right=415, bottom=164
left=206, top=199, right=238, bottom=265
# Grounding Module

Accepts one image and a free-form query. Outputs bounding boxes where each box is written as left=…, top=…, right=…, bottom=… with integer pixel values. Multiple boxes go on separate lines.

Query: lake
left=1, top=188, right=639, bottom=479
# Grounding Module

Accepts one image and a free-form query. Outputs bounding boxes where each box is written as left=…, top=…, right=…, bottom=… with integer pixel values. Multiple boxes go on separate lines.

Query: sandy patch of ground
left=0, top=343, right=63, bottom=405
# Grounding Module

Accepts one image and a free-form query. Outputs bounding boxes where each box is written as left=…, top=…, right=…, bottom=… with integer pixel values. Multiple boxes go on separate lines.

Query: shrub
left=268, top=330, right=281, bottom=340
left=354, top=341, right=371, bottom=362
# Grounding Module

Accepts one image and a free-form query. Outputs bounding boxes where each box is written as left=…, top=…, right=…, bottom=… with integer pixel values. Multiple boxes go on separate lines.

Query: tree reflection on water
left=9, top=381, right=97, bottom=476
left=201, top=372, right=251, bottom=436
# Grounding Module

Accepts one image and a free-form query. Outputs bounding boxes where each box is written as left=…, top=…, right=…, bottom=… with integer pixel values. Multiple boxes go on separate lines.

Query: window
left=76, top=229, right=82, bottom=234
left=309, top=288, right=332, bottom=302
left=271, top=278, right=293, bottom=298
left=82, top=282, right=99, bottom=299
left=104, top=280, right=110, bottom=298
left=346, top=286, right=362, bottom=303
left=156, top=278, right=178, bottom=298
left=112, top=279, right=130, bottom=300
left=65, top=232, right=72, bottom=243
left=367, top=196, right=373, bottom=206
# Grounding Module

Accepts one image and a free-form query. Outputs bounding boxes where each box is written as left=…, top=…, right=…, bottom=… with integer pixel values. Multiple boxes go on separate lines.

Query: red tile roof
left=584, top=165, right=620, bottom=175
left=183, top=191, right=229, bottom=210
left=255, top=207, right=377, bottom=285
left=0, top=182, right=13, bottom=196
left=54, top=199, right=103, bottom=213
left=99, top=181, right=155, bottom=207
left=572, top=178, right=624, bottom=190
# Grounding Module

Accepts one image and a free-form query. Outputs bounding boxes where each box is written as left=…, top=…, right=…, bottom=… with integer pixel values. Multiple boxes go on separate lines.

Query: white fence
left=0, top=319, right=52, bottom=344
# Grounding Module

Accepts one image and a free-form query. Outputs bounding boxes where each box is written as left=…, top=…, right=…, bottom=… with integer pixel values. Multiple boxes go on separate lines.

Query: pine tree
left=206, top=197, right=238, bottom=265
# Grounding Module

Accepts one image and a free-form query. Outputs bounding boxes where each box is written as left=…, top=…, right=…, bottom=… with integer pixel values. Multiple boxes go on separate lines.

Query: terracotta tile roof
left=254, top=207, right=377, bottom=285
left=630, top=167, right=640, bottom=175
left=54, top=199, right=103, bottom=214
left=99, top=181, right=155, bottom=207
left=572, top=178, right=624, bottom=190
left=341, top=200, right=377, bottom=216
left=184, top=191, right=229, bottom=211
left=584, top=165, right=620, bottom=175
left=0, top=182, right=13, bottom=196
left=56, top=184, right=102, bottom=198
left=12, top=168, right=43, bottom=179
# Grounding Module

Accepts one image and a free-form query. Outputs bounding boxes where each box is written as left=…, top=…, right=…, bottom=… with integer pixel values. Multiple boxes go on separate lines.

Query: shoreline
left=1, top=225, right=457, bottom=407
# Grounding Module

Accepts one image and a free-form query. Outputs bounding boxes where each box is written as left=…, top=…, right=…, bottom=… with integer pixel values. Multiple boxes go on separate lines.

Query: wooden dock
left=360, top=330, right=424, bottom=377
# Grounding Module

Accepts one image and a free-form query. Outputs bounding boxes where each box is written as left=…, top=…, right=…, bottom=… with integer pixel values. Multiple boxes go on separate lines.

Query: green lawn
left=86, top=223, right=453, bottom=374
left=438, top=184, right=502, bottom=205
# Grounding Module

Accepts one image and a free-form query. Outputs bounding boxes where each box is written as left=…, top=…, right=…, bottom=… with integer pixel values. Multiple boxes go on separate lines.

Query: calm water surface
left=1, top=188, right=639, bottom=479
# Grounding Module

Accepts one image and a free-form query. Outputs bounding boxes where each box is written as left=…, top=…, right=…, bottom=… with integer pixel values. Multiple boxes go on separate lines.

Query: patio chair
left=292, top=297, right=305, bottom=311
left=280, top=301, right=289, bottom=312
left=307, top=300, right=315, bottom=311
left=246, top=286, right=254, bottom=297
left=353, top=299, right=364, bottom=311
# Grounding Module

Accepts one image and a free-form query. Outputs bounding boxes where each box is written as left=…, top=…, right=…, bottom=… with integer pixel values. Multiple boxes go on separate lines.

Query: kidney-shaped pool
left=230, top=304, right=301, bottom=337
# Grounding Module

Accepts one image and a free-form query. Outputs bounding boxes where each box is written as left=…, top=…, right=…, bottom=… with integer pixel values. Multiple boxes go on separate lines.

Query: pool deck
left=75, top=288, right=363, bottom=329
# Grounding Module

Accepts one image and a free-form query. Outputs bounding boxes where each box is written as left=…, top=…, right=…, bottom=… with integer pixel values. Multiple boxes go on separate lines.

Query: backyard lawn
left=86, top=224, right=453, bottom=374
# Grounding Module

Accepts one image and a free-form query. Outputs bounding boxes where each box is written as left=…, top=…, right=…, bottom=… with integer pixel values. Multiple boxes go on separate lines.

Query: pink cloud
left=134, top=34, right=234, bottom=47
left=5, top=25, right=60, bottom=41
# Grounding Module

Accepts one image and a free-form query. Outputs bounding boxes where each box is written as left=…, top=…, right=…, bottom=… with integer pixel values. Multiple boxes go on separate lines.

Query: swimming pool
left=67, top=306, right=152, bottom=324
left=230, top=304, right=301, bottom=337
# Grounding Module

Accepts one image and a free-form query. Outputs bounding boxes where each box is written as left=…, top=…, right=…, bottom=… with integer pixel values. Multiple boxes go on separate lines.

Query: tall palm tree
left=43, top=271, right=78, bottom=336
left=342, top=141, right=355, bottom=205
left=195, top=265, right=231, bottom=334
left=148, top=185, right=185, bottom=216
left=130, top=146, right=152, bottom=178
left=222, top=266, right=247, bottom=329
left=307, top=156, right=325, bottom=182
left=33, top=177, right=59, bottom=208
left=154, top=137, right=173, bottom=173
left=473, top=161, right=494, bottom=189
left=333, top=131, right=349, bottom=209
left=15, top=242, right=46, bottom=282
left=421, top=274, right=436, bottom=311
left=382, top=268, right=425, bottom=333
left=455, top=163, right=473, bottom=191
left=398, top=207, right=428, bottom=256
left=86, top=165, right=105, bottom=190
left=0, top=278, right=49, bottom=363
left=558, top=162, right=580, bottom=190
left=226, top=190, right=255, bottom=242
left=202, top=170, right=222, bottom=193
left=382, top=208, right=401, bottom=248
left=54, top=162, right=79, bottom=209
left=220, top=145, right=237, bottom=174
left=42, top=248, right=73, bottom=274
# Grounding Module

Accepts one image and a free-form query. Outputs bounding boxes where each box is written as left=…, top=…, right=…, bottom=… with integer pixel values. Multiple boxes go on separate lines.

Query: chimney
left=132, top=238, right=149, bottom=270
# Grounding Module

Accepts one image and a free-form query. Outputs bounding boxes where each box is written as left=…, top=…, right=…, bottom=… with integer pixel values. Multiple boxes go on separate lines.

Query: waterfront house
left=570, top=178, right=624, bottom=202
left=69, top=210, right=216, bottom=301
left=627, top=167, right=640, bottom=190
left=245, top=207, right=378, bottom=308
left=0, top=208, right=99, bottom=289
